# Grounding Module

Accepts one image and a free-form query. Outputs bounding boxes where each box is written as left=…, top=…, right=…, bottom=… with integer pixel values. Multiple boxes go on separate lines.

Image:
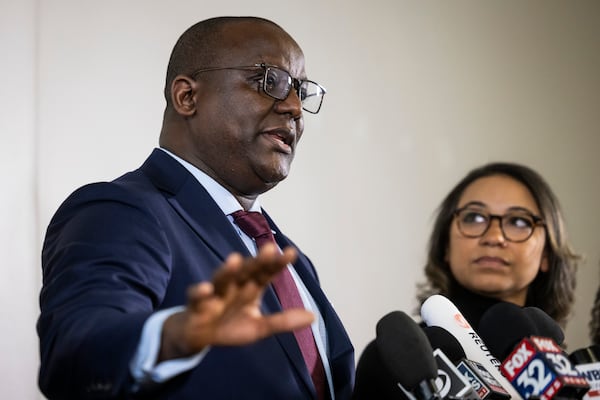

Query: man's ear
left=170, top=75, right=197, bottom=117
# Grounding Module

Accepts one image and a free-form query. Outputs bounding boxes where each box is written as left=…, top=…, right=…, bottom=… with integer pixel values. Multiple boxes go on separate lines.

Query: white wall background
left=1, top=1, right=599, bottom=398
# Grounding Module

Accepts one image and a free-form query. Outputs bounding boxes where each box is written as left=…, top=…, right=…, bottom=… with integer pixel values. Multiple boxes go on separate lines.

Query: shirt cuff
left=130, top=306, right=211, bottom=386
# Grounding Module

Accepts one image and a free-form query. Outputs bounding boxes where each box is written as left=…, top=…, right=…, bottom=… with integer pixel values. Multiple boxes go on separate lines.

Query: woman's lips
left=474, top=256, right=509, bottom=268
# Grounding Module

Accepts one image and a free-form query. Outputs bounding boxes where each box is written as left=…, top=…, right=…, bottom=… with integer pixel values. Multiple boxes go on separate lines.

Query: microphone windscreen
left=570, top=347, right=597, bottom=364
left=522, top=306, right=565, bottom=346
left=352, top=339, right=407, bottom=400
left=570, top=344, right=600, bottom=365
left=477, top=302, right=539, bottom=360
left=422, top=325, right=466, bottom=364
left=376, top=310, right=438, bottom=390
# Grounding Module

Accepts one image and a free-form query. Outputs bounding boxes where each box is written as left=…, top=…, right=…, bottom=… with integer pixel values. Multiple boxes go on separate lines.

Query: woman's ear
left=170, top=75, right=197, bottom=117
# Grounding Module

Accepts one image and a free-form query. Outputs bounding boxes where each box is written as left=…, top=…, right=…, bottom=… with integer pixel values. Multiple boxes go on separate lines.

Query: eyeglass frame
left=190, top=63, right=326, bottom=114
left=452, top=206, right=546, bottom=243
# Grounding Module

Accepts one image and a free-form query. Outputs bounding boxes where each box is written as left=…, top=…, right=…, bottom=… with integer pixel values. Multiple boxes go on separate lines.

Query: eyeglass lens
left=455, top=208, right=538, bottom=242
left=263, top=67, right=325, bottom=114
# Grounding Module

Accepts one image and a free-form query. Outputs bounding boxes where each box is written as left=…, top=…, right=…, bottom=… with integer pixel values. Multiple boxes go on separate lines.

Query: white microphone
left=420, top=294, right=523, bottom=400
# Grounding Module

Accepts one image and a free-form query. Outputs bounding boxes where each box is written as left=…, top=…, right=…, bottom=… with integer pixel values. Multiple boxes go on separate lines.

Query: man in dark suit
left=37, top=16, right=354, bottom=399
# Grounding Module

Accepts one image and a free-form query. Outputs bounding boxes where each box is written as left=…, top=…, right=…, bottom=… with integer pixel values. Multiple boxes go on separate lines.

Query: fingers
left=251, top=244, right=297, bottom=282
left=209, top=309, right=316, bottom=347
left=211, top=245, right=297, bottom=297
left=256, top=309, right=316, bottom=338
left=177, top=245, right=308, bottom=351
left=186, top=282, right=216, bottom=312
left=212, top=253, right=243, bottom=297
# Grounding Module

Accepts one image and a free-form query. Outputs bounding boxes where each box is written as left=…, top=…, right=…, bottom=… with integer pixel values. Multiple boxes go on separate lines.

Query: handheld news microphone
left=420, top=295, right=523, bottom=400
left=478, top=302, right=589, bottom=400
left=423, top=326, right=466, bottom=362
left=424, top=326, right=509, bottom=400
left=353, top=339, right=408, bottom=399
left=569, top=345, right=600, bottom=399
left=522, top=306, right=565, bottom=346
left=376, top=311, right=442, bottom=400
left=477, top=302, right=539, bottom=360
left=422, top=326, right=480, bottom=400
left=570, top=345, right=600, bottom=365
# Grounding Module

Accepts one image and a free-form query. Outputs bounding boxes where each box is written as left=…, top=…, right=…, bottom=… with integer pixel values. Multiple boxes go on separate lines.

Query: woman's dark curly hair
left=590, top=279, right=600, bottom=344
left=416, top=162, right=579, bottom=329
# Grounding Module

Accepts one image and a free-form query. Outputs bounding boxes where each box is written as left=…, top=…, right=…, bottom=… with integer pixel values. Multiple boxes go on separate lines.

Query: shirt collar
left=158, top=147, right=261, bottom=215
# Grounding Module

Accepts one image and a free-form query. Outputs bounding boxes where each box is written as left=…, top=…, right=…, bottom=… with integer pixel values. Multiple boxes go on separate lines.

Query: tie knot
left=231, top=210, right=274, bottom=243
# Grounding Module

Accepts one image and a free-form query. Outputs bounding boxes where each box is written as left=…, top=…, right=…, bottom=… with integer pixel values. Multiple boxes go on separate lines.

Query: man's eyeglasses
left=453, top=207, right=545, bottom=243
left=191, top=63, right=326, bottom=114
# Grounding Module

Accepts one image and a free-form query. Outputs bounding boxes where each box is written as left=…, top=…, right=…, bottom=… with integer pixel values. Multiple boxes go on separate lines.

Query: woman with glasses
left=416, top=162, right=579, bottom=331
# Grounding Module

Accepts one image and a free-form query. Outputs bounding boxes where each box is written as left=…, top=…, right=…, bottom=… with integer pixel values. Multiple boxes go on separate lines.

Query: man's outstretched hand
left=158, top=243, right=315, bottom=361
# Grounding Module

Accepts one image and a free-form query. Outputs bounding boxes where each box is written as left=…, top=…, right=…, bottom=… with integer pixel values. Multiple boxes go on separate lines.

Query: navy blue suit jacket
left=38, top=149, right=355, bottom=399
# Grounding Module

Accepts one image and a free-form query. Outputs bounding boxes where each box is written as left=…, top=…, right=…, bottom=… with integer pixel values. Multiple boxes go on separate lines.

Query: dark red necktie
left=231, top=210, right=329, bottom=400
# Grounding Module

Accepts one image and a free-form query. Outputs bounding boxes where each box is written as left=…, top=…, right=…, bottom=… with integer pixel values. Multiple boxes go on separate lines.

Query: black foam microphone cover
left=477, top=302, right=539, bottom=360
left=376, top=311, right=438, bottom=391
left=569, top=344, right=600, bottom=364
left=522, top=306, right=565, bottom=346
left=422, top=325, right=467, bottom=363
left=352, top=339, right=408, bottom=400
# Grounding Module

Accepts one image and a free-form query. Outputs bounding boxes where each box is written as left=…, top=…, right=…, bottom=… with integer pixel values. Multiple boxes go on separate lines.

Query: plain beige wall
left=2, top=1, right=599, bottom=398
left=1, top=0, right=40, bottom=399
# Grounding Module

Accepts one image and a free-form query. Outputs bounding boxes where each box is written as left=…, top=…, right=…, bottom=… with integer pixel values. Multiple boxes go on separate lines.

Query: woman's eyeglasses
left=453, top=207, right=545, bottom=242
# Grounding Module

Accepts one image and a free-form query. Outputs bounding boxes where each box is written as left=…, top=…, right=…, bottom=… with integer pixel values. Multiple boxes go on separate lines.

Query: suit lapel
left=140, top=149, right=249, bottom=262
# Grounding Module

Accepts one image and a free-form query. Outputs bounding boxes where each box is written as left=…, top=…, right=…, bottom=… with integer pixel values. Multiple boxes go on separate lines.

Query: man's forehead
left=217, top=27, right=305, bottom=73
left=218, top=23, right=297, bottom=52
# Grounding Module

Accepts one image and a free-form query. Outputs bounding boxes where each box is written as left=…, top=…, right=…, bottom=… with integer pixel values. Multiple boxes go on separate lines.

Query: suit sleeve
left=38, top=182, right=174, bottom=399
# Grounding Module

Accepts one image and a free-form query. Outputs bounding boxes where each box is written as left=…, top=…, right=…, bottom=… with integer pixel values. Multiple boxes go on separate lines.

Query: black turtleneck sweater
left=449, top=285, right=507, bottom=332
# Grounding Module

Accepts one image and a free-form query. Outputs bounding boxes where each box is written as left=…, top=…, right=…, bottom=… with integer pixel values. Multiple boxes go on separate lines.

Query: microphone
left=422, top=326, right=480, bottom=399
left=570, top=345, right=600, bottom=365
left=353, top=339, right=408, bottom=399
left=424, top=325, right=509, bottom=400
left=420, top=295, right=523, bottom=400
left=569, top=345, right=600, bottom=399
left=522, top=306, right=565, bottom=346
left=478, top=302, right=589, bottom=400
left=477, top=302, right=539, bottom=360
left=375, top=311, right=442, bottom=400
